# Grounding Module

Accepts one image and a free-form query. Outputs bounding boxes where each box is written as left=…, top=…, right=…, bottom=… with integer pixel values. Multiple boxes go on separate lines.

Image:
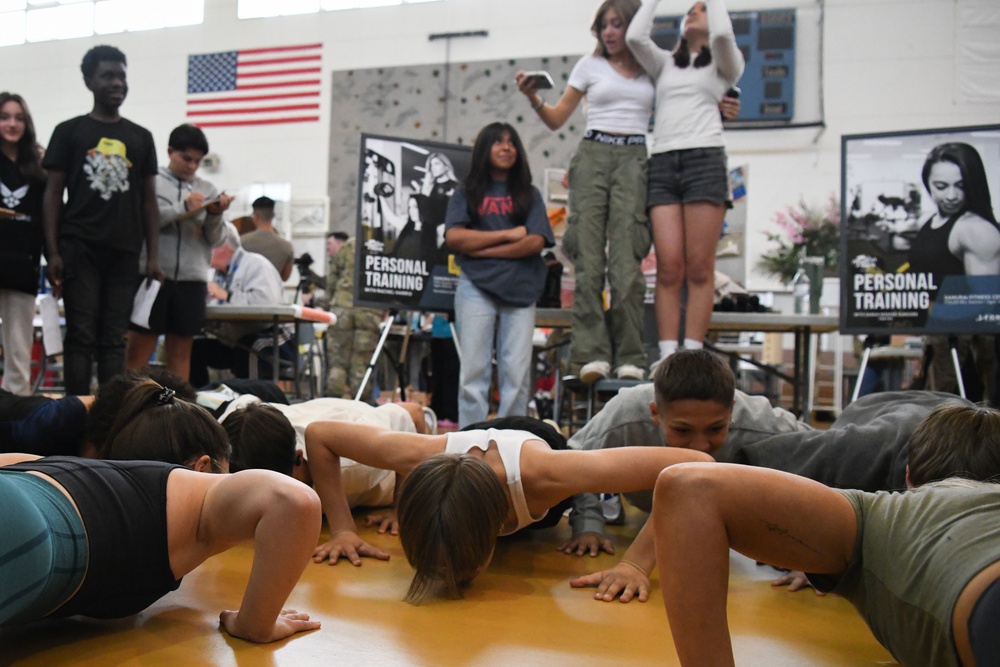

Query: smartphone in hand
left=521, top=71, right=555, bottom=90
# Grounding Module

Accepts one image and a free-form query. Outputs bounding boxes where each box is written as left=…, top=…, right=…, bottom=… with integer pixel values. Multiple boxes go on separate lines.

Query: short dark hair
left=252, top=196, right=276, bottom=210
left=907, top=404, right=1000, bottom=486
left=223, top=403, right=297, bottom=476
left=652, top=349, right=735, bottom=409
left=81, top=45, right=126, bottom=80
left=168, top=123, right=209, bottom=154
left=328, top=231, right=349, bottom=242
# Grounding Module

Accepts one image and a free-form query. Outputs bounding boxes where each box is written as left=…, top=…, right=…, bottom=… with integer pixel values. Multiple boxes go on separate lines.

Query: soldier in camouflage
left=322, top=236, right=383, bottom=401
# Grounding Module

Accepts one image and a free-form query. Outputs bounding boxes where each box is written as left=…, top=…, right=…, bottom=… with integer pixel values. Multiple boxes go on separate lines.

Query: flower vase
left=802, top=256, right=825, bottom=314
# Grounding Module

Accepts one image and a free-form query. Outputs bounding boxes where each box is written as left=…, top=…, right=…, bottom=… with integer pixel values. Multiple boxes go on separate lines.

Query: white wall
left=2, top=0, right=996, bottom=290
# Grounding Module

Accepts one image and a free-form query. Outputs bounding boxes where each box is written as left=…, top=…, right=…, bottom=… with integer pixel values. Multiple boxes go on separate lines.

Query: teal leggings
left=0, top=471, right=87, bottom=626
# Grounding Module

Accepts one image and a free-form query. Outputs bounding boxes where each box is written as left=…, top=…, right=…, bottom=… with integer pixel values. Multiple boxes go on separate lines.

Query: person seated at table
left=562, top=349, right=969, bottom=558
left=218, top=397, right=430, bottom=561
left=302, top=414, right=711, bottom=602
left=650, top=453, right=1000, bottom=666
left=189, top=221, right=295, bottom=388
left=0, top=451, right=321, bottom=643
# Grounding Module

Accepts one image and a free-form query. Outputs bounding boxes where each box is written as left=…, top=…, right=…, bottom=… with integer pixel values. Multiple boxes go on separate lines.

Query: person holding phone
left=626, top=0, right=744, bottom=364
left=515, top=1, right=740, bottom=384
left=125, top=124, right=233, bottom=381
left=515, top=0, right=653, bottom=384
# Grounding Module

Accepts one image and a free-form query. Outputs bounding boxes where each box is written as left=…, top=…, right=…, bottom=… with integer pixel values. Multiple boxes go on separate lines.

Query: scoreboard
left=651, top=8, right=796, bottom=122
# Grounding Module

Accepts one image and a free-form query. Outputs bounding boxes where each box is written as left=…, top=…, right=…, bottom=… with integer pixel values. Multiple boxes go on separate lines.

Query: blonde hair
left=907, top=404, right=1000, bottom=487
left=397, top=453, right=509, bottom=603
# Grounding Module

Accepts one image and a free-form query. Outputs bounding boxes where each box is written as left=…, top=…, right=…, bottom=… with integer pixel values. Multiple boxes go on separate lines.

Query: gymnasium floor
left=2, top=505, right=895, bottom=666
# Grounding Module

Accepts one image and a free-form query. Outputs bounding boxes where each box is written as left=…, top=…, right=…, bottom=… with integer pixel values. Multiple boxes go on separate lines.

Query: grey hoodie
left=139, top=166, right=225, bottom=281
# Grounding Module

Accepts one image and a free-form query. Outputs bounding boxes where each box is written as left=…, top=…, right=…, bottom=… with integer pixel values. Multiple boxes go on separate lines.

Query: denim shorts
left=647, top=146, right=730, bottom=208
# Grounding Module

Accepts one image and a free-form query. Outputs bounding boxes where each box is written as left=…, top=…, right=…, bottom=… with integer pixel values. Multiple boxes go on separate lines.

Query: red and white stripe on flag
left=185, top=43, right=323, bottom=128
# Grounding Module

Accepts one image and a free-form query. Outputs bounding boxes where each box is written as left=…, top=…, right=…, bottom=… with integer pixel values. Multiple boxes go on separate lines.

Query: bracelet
left=531, top=97, right=545, bottom=111
left=619, top=558, right=650, bottom=577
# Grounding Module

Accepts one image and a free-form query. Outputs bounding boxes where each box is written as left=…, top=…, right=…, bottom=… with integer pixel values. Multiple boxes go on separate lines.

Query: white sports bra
left=445, top=429, right=549, bottom=535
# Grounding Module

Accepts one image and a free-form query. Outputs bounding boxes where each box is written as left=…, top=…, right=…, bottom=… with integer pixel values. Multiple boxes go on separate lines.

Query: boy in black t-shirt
left=42, top=45, right=161, bottom=395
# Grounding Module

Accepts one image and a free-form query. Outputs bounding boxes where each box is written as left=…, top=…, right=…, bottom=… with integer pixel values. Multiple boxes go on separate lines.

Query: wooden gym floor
left=2, top=504, right=895, bottom=666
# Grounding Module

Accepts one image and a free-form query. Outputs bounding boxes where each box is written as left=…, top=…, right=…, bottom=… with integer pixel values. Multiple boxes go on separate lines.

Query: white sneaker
left=615, top=364, right=645, bottom=381
left=601, top=493, right=625, bottom=525
left=579, top=360, right=611, bottom=384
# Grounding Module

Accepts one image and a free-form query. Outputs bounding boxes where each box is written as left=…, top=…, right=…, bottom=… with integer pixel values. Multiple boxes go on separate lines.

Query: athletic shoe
left=601, top=493, right=625, bottom=525
left=579, top=360, right=611, bottom=384
left=615, top=364, right=645, bottom=381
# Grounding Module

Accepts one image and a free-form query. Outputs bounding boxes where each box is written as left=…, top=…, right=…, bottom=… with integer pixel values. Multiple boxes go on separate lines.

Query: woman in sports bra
left=304, top=415, right=712, bottom=602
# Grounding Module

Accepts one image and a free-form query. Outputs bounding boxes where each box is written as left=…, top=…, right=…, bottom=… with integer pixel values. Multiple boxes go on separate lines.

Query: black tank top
left=5, top=457, right=183, bottom=619
left=908, top=213, right=965, bottom=285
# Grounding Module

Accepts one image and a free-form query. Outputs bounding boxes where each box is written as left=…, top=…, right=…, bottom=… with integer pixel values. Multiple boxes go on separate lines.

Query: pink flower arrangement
left=757, top=194, right=841, bottom=283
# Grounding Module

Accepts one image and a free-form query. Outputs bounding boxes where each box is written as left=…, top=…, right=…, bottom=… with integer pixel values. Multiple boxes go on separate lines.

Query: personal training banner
left=354, top=134, right=471, bottom=312
left=840, top=124, right=1000, bottom=334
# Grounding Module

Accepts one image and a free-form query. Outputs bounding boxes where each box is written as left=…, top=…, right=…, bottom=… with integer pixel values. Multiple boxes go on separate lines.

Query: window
left=0, top=0, right=203, bottom=46
left=238, top=0, right=441, bottom=20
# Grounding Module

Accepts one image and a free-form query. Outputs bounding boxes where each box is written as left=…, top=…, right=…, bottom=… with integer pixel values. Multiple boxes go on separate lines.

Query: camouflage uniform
left=324, top=238, right=383, bottom=400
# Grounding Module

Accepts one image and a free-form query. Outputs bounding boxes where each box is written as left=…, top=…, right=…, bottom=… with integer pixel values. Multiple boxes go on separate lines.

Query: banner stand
left=356, top=311, right=405, bottom=402
left=852, top=335, right=966, bottom=402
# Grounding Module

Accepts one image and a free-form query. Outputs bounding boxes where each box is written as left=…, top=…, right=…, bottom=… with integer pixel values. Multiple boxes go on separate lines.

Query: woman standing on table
left=0, top=92, right=46, bottom=396
left=626, top=0, right=744, bottom=364
left=515, top=0, right=653, bottom=384
left=444, top=123, right=554, bottom=427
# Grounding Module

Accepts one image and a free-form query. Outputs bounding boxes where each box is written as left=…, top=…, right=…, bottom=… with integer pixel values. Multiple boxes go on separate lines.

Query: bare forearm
left=446, top=227, right=523, bottom=253
left=42, top=175, right=65, bottom=257
left=231, top=485, right=321, bottom=642
left=305, top=437, right=359, bottom=533
left=470, top=234, right=545, bottom=259
left=620, top=519, right=657, bottom=575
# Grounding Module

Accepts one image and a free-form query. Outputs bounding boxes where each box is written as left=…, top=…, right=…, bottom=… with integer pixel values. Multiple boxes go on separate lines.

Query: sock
left=683, top=338, right=704, bottom=350
left=658, top=339, right=679, bottom=359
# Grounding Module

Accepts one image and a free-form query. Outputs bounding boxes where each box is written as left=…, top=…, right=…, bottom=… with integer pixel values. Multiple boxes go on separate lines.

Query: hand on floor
left=312, top=530, right=390, bottom=566
left=364, top=509, right=399, bottom=535
left=557, top=532, right=615, bottom=557
left=219, top=608, right=320, bottom=643
left=569, top=560, right=650, bottom=603
left=771, top=570, right=825, bottom=595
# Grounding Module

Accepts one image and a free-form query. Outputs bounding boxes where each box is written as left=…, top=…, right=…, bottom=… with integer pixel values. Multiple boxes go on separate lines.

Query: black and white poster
left=355, top=134, right=471, bottom=312
left=841, top=124, right=1000, bottom=334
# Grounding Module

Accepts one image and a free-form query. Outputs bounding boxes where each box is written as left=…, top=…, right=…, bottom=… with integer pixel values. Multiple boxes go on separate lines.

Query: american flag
left=186, top=43, right=322, bottom=128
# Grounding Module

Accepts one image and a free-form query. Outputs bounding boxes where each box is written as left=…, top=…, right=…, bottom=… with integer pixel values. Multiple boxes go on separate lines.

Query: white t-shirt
left=567, top=54, right=655, bottom=136
left=626, top=0, right=744, bottom=153
left=219, top=396, right=416, bottom=507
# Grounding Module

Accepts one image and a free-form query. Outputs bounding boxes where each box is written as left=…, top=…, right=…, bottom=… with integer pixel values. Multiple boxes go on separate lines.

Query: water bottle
left=792, top=268, right=811, bottom=314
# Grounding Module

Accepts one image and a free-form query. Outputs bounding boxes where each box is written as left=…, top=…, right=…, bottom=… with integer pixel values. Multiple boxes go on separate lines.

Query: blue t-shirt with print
left=444, top=181, right=554, bottom=307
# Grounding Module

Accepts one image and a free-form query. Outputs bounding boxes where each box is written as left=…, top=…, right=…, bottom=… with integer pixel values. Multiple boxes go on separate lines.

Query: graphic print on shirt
left=1, top=180, right=28, bottom=209
left=478, top=195, right=512, bottom=216
left=84, top=137, right=132, bottom=201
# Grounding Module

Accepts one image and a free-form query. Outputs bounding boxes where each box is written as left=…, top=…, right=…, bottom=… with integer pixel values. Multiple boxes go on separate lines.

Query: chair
left=558, top=375, right=646, bottom=435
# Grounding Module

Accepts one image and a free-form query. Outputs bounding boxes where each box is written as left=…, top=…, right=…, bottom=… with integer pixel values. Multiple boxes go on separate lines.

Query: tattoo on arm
left=760, top=520, right=822, bottom=556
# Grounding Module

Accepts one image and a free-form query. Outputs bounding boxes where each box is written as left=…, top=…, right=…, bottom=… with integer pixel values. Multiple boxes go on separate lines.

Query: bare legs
left=126, top=331, right=195, bottom=381
left=651, top=201, right=726, bottom=349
